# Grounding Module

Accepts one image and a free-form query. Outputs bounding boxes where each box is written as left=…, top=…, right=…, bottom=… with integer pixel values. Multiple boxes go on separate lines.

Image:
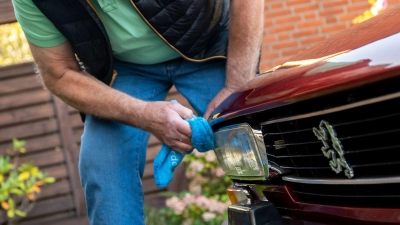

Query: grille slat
left=258, top=77, right=400, bottom=208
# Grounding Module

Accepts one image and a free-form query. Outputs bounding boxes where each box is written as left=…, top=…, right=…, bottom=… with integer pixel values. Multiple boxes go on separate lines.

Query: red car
left=210, top=6, right=400, bottom=225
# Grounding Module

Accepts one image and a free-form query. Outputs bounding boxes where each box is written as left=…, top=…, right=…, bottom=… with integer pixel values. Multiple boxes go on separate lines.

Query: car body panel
left=210, top=7, right=400, bottom=124
left=263, top=185, right=400, bottom=225
left=213, top=6, right=400, bottom=225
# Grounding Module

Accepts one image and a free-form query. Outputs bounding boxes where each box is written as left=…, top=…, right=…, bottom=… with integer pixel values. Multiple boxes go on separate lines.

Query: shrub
left=0, top=139, right=55, bottom=225
left=146, top=150, right=231, bottom=225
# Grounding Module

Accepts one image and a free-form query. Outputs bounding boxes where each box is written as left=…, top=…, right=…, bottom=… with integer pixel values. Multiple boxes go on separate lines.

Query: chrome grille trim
left=261, top=91, right=400, bottom=125
left=283, top=175, right=400, bottom=185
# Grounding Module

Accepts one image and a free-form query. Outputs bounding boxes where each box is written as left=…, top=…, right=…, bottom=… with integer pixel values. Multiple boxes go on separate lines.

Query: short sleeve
left=12, top=0, right=67, bottom=47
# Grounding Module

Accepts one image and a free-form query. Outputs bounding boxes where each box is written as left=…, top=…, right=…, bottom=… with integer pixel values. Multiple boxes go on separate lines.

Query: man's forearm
left=48, top=68, right=147, bottom=128
left=226, top=0, right=264, bottom=91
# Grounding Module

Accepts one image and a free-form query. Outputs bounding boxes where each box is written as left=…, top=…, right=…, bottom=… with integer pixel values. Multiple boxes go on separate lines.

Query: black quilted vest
left=32, top=0, right=229, bottom=85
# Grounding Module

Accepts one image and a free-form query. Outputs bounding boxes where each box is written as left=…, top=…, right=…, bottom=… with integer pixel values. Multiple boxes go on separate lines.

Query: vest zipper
left=129, top=0, right=227, bottom=63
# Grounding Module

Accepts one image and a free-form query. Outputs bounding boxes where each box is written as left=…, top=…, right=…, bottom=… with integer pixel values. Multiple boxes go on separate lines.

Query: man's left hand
left=203, top=87, right=234, bottom=120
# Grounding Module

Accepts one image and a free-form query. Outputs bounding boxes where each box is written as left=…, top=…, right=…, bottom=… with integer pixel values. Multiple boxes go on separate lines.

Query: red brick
left=271, top=2, right=285, bottom=9
left=347, top=4, right=371, bottom=12
left=339, top=13, right=361, bottom=22
left=304, top=12, right=316, bottom=20
left=264, top=20, right=273, bottom=27
left=297, top=20, right=323, bottom=29
left=261, top=52, right=280, bottom=61
left=275, top=58, right=288, bottom=66
left=259, top=63, right=274, bottom=73
left=282, top=48, right=303, bottom=57
left=321, top=24, right=347, bottom=33
left=286, top=0, right=312, bottom=6
left=262, top=36, right=276, bottom=44
left=266, top=9, right=292, bottom=19
left=326, top=17, right=337, bottom=23
left=272, top=40, right=298, bottom=50
left=293, top=29, right=317, bottom=38
left=294, top=4, right=320, bottom=13
left=300, top=36, right=326, bottom=45
left=259, top=0, right=390, bottom=74
left=268, top=25, right=295, bottom=34
left=276, top=15, right=302, bottom=25
left=319, top=8, right=344, bottom=17
left=322, top=0, right=349, bottom=9
left=278, top=34, right=291, bottom=41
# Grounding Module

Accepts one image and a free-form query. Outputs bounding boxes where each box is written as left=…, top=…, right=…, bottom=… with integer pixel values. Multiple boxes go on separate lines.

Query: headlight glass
left=214, top=124, right=268, bottom=180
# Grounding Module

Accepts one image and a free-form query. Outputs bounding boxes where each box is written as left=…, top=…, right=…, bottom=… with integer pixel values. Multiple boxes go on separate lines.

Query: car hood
left=210, top=7, right=400, bottom=125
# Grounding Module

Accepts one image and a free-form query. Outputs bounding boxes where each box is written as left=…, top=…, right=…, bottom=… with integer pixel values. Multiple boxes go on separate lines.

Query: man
left=12, top=0, right=264, bottom=224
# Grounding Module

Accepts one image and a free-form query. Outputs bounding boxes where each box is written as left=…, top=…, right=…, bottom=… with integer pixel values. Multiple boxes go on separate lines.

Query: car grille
left=259, top=75, right=400, bottom=207
left=263, top=94, right=400, bottom=179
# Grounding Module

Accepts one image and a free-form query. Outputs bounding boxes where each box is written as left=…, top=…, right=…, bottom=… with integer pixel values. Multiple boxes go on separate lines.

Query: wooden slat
left=27, top=195, right=75, bottom=218
left=0, top=0, right=16, bottom=24
left=148, top=134, right=160, bottom=146
left=20, top=149, right=65, bottom=167
left=43, top=164, right=69, bottom=180
left=169, top=86, right=178, bottom=94
left=68, top=105, right=78, bottom=113
left=146, top=145, right=160, bottom=162
left=0, top=75, right=43, bottom=96
left=144, top=192, right=166, bottom=208
left=0, top=119, right=58, bottom=143
left=70, top=112, right=83, bottom=129
left=19, top=212, right=77, bottom=225
left=143, top=162, right=154, bottom=179
left=0, top=62, right=35, bottom=80
left=40, top=216, right=89, bottom=225
left=167, top=163, right=188, bottom=193
left=0, top=89, right=51, bottom=111
left=0, top=103, right=55, bottom=127
left=0, top=133, right=61, bottom=155
left=37, top=180, right=71, bottom=200
left=73, top=128, right=83, bottom=145
left=53, top=96, right=86, bottom=216
left=142, top=177, right=164, bottom=195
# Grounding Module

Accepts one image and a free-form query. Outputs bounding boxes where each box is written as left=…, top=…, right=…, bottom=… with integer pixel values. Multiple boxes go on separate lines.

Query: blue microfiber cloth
left=153, top=105, right=214, bottom=188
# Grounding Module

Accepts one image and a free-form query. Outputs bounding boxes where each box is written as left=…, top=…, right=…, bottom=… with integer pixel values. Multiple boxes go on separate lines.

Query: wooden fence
left=0, top=64, right=189, bottom=224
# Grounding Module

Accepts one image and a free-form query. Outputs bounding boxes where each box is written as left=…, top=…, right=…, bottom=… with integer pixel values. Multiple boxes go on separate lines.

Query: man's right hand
left=28, top=41, right=194, bottom=154
left=140, top=101, right=194, bottom=154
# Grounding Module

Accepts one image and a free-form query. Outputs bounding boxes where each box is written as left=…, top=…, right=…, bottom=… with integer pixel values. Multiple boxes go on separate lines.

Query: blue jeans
left=79, top=58, right=226, bottom=225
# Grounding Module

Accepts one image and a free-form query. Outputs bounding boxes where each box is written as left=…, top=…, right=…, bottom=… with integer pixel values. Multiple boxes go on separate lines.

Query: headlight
left=214, top=124, right=269, bottom=180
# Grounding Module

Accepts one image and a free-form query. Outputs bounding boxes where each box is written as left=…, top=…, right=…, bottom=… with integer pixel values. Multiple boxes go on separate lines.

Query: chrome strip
left=283, top=175, right=400, bottom=185
left=261, top=91, right=400, bottom=125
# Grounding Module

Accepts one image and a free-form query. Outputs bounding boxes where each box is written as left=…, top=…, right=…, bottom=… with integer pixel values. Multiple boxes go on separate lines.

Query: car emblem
left=313, top=120, right=354, bottom=178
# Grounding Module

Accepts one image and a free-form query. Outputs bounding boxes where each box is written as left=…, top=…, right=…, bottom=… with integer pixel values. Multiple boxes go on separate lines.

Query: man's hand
left=140, top=101, right=194, bottom=154
left=204, top=0, right=264, bottom=120
left=28, top=41, right=194, bottom=154
left=203, top=87, right=234, bottom=119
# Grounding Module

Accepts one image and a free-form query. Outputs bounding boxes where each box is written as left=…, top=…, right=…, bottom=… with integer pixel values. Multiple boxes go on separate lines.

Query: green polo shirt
left=12, top=0, right=180, bottom=64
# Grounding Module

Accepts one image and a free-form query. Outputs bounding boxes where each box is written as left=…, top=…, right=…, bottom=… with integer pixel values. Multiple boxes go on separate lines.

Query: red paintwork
left=210, top=6, right=400, bottom=122
left=263, top=185, right=400, bottom=225
left=213, top=5, right=400, bottom=225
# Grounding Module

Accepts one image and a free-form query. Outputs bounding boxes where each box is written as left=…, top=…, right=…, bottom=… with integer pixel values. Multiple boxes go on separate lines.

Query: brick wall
left=260, top=0, right=400, bottom=72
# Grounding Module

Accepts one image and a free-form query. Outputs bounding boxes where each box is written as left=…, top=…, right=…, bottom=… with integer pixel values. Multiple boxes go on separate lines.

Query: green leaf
left=12, top=138, right=26, bottom=153
left=43, top=177, right=56, bottom=183
left=15, top=209, right=27, bottom=217
left=9, top=188, right=24, bottom=196
left=8, top=198, right=15, bottom=209
left=7, top=209, right=15, bottom=218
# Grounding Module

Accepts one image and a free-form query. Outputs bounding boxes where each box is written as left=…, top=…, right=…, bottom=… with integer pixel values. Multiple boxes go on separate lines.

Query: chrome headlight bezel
left=213, top=123, right=269, bottom=180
